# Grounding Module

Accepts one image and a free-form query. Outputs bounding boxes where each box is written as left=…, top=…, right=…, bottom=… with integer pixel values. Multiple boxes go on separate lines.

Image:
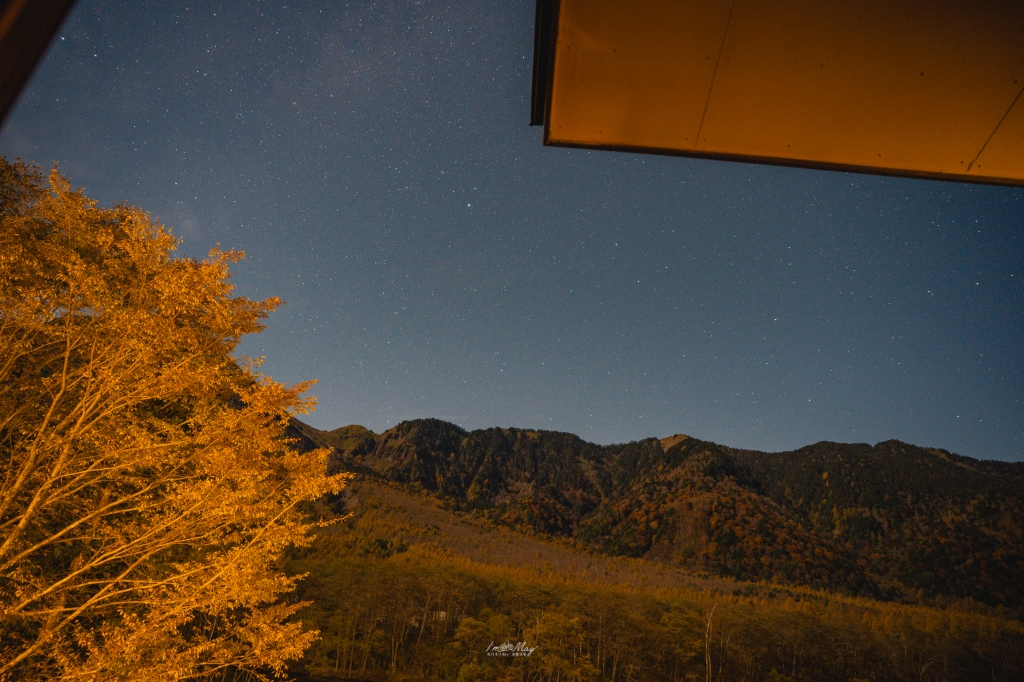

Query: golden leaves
left=0, top=157, right=345, bottom=680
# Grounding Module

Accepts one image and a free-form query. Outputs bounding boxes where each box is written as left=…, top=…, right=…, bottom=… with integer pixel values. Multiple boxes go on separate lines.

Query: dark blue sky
left=3, top=0, right=1022, bottom=459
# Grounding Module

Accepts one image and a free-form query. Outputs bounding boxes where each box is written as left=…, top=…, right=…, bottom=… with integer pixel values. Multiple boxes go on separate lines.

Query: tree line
left=286, top=498, right=1024, bottom=682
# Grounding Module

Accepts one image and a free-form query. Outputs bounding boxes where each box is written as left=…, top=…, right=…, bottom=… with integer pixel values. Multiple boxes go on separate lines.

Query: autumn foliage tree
left=0, top=157, right=349, bottom=680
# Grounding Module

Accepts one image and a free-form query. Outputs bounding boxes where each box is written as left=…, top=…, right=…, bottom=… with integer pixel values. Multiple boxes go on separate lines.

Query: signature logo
left=486, top=641, right=538, bottom=657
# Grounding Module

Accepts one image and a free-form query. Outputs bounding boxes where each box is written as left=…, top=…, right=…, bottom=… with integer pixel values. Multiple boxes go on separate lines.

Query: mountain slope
left=731, top=440, right=1024, bottom=604
left=293, top=418, right=1024, bottom=609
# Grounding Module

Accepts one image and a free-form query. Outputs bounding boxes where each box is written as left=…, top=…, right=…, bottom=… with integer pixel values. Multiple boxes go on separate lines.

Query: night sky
left=2, top=1, right=1022, bottom=460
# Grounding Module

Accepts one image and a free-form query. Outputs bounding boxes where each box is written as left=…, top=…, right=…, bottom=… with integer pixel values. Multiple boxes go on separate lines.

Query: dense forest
left=285, top=481, right=1024, bottom=682
left=282, top=418, right=1024, bottom=680
left=294, top=418, right=1024, bottom=610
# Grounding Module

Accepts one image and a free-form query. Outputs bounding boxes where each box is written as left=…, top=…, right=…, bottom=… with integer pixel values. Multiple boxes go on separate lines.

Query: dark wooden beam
left=0, top=0, right=78, bottom=129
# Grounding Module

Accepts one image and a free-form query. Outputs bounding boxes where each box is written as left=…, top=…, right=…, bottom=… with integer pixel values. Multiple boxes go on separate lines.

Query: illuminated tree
left=0, top=158, right=349, bottom=680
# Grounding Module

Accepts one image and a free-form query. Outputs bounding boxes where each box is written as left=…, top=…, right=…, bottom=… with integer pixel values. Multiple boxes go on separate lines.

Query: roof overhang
left=532, top=0, right=1024, bottom=187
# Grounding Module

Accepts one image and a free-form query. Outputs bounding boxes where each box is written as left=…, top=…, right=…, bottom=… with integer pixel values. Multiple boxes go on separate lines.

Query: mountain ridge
left=290, top=417, right=1024, bottom=611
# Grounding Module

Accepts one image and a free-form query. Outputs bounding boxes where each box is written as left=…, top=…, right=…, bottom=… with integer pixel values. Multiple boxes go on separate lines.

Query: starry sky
left=2, top=0, right=1023, bottom=460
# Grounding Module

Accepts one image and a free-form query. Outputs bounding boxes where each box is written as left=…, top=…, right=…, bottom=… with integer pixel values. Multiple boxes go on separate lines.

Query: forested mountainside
left=290, top=418, right=1024, bottom=609
left=286, top=480, right=1024, bottom=682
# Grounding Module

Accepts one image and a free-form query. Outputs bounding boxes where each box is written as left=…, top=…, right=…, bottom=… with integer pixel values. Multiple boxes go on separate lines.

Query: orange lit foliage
left=0, top=158, right=348, bottom=680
